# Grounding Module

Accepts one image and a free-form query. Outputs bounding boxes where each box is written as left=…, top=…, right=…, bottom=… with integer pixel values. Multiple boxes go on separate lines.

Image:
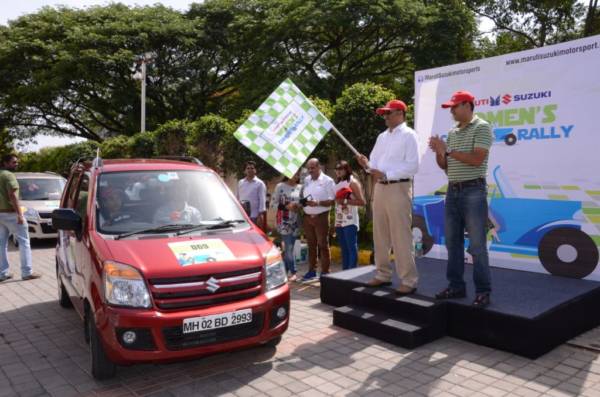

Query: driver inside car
left=153, top=180, right=201, bottom=225
left=98, top=186, right=131, bottom=227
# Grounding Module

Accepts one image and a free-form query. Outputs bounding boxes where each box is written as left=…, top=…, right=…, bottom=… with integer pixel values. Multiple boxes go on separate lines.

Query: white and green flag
left=233, top=79, right=333, bottom=178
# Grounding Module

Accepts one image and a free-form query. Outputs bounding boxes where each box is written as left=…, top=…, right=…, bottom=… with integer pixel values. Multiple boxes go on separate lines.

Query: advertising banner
left=414, top=35, right=600, bottom=280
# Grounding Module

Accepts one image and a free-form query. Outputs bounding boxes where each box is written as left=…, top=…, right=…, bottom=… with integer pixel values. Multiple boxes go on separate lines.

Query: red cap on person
left=441, top=91, right=475, bottom=108
left=335, top=187, right=353, bottom=200
left=376, top=99, right=407, bottom=115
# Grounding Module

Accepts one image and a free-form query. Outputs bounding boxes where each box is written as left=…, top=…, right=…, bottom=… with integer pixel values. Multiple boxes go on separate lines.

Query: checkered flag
left=233, top=79, right=333, bottom=178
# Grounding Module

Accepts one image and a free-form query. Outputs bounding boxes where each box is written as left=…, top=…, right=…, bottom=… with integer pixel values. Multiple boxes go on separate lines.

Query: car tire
left=263, top=335, right=282, bottom=348
left=539, top=228, right=599, bottom=279
left=412, top=215, right=434, bottom=256
left=504, top=133, right=517, bottom=146
left=87, top=311, right=116, bottom=380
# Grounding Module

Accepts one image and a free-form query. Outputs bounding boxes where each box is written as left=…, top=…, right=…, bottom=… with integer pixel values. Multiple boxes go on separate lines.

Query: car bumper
left=96, top=284, right=290, bottom=365
left=26, top=218, right=57, bottom=239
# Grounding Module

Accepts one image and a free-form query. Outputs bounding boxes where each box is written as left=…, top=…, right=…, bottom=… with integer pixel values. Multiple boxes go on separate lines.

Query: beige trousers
left=372, top=182, right=418, bottom=287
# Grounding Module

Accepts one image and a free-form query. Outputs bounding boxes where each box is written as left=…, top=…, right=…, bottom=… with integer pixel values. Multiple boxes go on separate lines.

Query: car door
left=70, top=172, right=92, bottom=311
left=57, top=171, right=82, bottom=308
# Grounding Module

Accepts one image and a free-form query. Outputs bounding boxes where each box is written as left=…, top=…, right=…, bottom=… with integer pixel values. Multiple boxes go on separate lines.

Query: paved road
left=1, top=242, right=600, bottom=396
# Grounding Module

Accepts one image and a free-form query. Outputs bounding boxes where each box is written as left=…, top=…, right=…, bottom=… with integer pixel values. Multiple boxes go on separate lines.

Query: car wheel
left=539, top=228, right=599, bottom=279
left=504, top=133, right=517, bottom=146
left=412, top=215, right=434, bottom=256
left=263, top=335, right=282, bottom=348
left=87, top=311, right=116, bottom=380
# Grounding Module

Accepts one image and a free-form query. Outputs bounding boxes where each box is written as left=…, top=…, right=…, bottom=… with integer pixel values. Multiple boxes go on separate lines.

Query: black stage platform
left=321, top=258, right=600, bottom=358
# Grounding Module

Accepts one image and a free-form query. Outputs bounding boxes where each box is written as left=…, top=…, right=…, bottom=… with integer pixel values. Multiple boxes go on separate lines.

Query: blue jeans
left=445, top=184, right=491, bottom=294
left=281, top=234, right=297, bottom=274
left=336, top=225, right=358, bottom=270
left=0, top=213, right=33, bottom=277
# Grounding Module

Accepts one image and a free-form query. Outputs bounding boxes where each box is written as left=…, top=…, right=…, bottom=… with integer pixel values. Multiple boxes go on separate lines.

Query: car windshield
left=18, top=178, right=65, bottom=201
left=96, top=170, right=246, bottom=235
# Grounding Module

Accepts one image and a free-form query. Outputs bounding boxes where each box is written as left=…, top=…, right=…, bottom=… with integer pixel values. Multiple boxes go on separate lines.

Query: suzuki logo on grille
left=206, top=277, right=220, bottom=293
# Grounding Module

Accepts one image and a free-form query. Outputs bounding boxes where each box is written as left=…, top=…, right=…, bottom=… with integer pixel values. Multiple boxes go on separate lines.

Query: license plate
left=182, top=309, right=252, bottom=334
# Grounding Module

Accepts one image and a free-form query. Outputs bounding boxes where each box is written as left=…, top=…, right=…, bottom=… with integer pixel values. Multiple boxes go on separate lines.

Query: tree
left=583, top=0, right=600, bottom=36
left=186, top=114, right=234, bottom=171
left=465, top=0, right=585, bottom=48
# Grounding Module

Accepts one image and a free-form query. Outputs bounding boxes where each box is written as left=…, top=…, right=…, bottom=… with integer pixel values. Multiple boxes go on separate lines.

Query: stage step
left=332, top=287, right=447, bottom=349
left=333, top=305, right=441, bottom=349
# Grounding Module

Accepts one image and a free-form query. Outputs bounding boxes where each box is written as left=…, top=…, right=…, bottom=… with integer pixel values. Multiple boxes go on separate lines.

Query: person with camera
left=300, top=158, right=335, bottom=282
left=270, top=170, right=302, bottom=282
left=356, top=99, right=419, bottom=295
left=429, top=91, right=493, bottom=308
left=334, top=160, right=365, bottom=270
left=237, top=161, right=267, bottom=231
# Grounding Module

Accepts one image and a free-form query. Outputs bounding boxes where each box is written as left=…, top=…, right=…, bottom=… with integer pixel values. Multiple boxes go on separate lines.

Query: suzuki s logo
left=502, top=94, right=512, bottom=104
left=206, top=277, right=220, bottom=293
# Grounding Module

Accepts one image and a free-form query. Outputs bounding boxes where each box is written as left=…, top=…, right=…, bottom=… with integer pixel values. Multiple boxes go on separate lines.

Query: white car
left=15, top=172, right=67, bottom=242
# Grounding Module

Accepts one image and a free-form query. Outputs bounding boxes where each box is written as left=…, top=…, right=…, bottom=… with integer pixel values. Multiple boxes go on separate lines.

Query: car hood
left=102, top=228, right=271, bottom=279
left=21, top=200, right=61, bottom=213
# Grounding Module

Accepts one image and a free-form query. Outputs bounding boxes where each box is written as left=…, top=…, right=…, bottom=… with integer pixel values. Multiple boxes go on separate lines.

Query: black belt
left=448, top=178, right=486, bottom=190
left=378, top=178, right=411, bottom=185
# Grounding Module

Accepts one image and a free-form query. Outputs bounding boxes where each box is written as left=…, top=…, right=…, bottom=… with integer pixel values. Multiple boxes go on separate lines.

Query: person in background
left=334, top=160, right=365, bottom=270
left=300, top=158, right=335, bottom=282
left=0, top=154, right=40, bottom=282
left=270, top=170, right=302, bottom=282
left=237, top=161, right=267, bottom=231
left=153, top=180, right=201, bottom=225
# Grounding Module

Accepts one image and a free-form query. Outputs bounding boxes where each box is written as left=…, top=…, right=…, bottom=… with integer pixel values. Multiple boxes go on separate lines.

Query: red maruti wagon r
left=52, top=157, right=289, bottom=379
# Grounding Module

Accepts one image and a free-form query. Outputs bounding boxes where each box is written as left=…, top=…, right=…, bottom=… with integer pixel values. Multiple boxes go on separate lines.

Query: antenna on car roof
left=92, top=148, right=103, bottom=169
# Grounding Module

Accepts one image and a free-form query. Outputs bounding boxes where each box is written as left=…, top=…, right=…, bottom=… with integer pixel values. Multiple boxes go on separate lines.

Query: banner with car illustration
left=414, top=34, right=600, bottom=280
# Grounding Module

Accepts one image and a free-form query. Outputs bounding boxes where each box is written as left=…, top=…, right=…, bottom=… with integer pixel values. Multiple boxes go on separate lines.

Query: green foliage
left=186, top=114, right=234, bottom=170
left=129, top=131, right=157, bottom=158
left=153, top=120, right=191, bottom=156
left=18, top=141, right=100, bottom=176
left=100, top=135, right=132, bottom=159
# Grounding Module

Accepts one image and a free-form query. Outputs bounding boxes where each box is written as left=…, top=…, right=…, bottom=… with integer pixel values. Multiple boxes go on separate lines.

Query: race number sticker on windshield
left=168, top=239, right=235, bottom=266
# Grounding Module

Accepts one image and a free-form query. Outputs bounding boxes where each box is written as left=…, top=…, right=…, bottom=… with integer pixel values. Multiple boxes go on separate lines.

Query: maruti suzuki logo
left=206, top=277, right=220, bottom=293
left=502, top=94, right=512, bottom=104
left=490, top=96, right=501, bottom=106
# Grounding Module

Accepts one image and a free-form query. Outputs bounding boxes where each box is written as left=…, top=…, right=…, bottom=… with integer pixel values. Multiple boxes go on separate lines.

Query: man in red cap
left=356, top=99, right=419, bottom=295
left=429, top=90, right=493, bottom=308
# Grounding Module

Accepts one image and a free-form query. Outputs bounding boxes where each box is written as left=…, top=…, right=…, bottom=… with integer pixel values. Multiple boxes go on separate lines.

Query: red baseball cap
left=335, top=187, right=353, bottom=200
left=376, top=99, right=407, bottom=115
left=441, top=91, right=475, bottom=108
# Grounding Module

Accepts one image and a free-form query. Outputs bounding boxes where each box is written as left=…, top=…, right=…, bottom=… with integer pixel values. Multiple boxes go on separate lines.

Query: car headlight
left=265, top=246, right=287, bottom=291
left=22, top=207, right=39, bottom=220
left=103, top=261, right=151, bottom=308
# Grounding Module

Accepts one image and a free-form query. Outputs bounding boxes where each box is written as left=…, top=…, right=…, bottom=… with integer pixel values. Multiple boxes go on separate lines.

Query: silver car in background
left=15, top=172, right=67, bottom=241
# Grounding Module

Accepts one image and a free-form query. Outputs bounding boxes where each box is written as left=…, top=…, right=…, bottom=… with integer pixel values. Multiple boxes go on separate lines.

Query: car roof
left=90, top=159, right=212, bottom=173
left=14, top=172, right=65, bottom=179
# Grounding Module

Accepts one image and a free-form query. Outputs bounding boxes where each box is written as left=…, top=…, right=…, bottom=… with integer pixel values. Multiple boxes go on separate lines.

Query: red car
left=52, top=157, right=289, bottom=379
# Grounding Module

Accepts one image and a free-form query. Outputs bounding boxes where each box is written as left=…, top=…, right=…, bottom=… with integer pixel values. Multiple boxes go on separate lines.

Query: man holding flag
left=357, top=99, right=420, bottom=295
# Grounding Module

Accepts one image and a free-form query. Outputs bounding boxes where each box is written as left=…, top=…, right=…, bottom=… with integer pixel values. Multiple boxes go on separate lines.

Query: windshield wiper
left=176, top=219, right=246, bottom=236
left=115, top=223, right=196, bottom=240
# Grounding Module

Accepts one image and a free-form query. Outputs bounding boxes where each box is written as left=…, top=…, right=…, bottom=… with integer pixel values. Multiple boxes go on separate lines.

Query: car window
left=74, top=174, right=90, bottom=225
left=18, top=178, right=66, bottom=201
left=96, top=170, right=245, bottom=234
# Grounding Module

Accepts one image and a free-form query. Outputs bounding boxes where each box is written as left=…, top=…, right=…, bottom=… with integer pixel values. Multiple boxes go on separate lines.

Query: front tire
left=87, top=312, right=116, bottom=380
left=539, top=228, right=599, bottom=279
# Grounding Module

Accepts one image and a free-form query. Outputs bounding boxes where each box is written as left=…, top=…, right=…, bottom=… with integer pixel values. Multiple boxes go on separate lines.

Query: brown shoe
left=395, top=285, right=417, bottom=296
left=365, top=278, right=391, bottom=287
left=22, top=272, right=42, bottom=280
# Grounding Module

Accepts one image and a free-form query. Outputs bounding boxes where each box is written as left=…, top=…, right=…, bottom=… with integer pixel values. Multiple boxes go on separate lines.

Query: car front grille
left=148, top=267, right=263, bottom=311
left=162, top=312, right=264, bottom=350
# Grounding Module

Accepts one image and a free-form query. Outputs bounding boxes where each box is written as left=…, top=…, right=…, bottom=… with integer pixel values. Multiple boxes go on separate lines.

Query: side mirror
left=52, top=208, right=82, bottom=236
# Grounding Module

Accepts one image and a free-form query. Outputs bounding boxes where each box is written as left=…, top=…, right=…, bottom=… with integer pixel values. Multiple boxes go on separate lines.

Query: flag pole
left=330, top=126, right=371, bottom=171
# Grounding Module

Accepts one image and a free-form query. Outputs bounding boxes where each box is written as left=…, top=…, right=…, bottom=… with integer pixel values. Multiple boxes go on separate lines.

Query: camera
left=299, top=194, right=313, bottom=207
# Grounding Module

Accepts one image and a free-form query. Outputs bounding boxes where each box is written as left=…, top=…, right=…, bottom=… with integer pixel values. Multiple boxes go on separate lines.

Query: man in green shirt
left=0, top=154, right=40, bottom=282
left=429, top=91, right=492, bottom=308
